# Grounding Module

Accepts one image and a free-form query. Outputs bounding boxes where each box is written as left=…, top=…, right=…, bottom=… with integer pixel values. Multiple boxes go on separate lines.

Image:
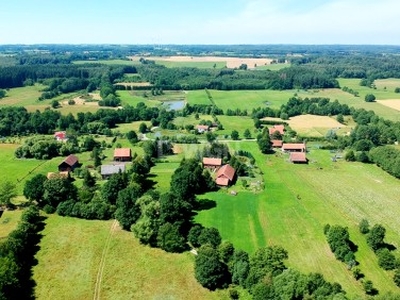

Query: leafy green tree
left=23, top=174, right=47, bottom=203
left=82, top=169, right=96, bottom=189
left=159, top=192, right=192, bottom=227
left=156, top=222, right=186, bottom=252
left=0, top=89, right=6, bottom=98
left=393, top=268, right=400, bottom=287
left=131, top=195, right=160, bottom=246
left=377, top=248, right=397, bottom=270
left=198, top=227, right=222, bottom=248
left=230, top=250, right=250, bottom=287
left=336, top=113, right=345, bottom=124
left=345, top=150, right=356, bottom=161
left=139, top=122, right=147, bottom=134
left=367, top=224, right=386, bottom=251
left=365, top=94, right=376, bottom=102
left=256, top=128, right=272, bottom=154
left=252, top=281, right=275, bottom=300
left=362, top=279, right=377, bottom=295
left=51, top=100, right=60, bottom=109
left=359, top=219, right=370, bottom=234
left=243, top=129, right=252, bottom=139
left=195, top=244, right=229, bottom=290
left=115, top=184, right=142, bottom=230
left=218, top=241, right=235, bottom=264
left=101, top=171, right=128, bottom=205
left=92, top=147, right=102, bottom=167
left=43, top=177, right=77, bottom=210
left=246, top=246, right=288, bottom=288
left=188, top=224, right=204, bottom=248
left=205, top=132, right=217, bottom=143
left=0, top=180, right=17, bottom=207
left=231, top=130, right=239, bottom=140
left=126, top=130, right=138, bottom=144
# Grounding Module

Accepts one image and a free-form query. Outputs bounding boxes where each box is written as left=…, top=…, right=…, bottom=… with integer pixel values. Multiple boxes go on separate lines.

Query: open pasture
left=0, top=210, right=22, bottom=239
left=196, top=141, right=400, bottom=297
left=376, top=99, right=400, bottom=112
left=0, top=143, right=62, bottom=195
left=33, top=215, right=228, bottom=300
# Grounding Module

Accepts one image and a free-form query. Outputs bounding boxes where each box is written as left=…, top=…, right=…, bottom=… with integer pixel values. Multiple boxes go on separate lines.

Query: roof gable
left=203, top=157, right=222, bottom=166
left=216, top=164, right=236, bottom=181
left=282, top=143, right=306, bottom=151
left=114, top=148, right=131, bottom=157
left=62, top=154, right=78, bottom=167
left=290, top=152, right=307, bottom=162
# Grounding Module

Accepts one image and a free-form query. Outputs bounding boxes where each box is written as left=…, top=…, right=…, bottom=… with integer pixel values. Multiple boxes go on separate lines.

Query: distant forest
left=2, top=44, right=400, bottom=92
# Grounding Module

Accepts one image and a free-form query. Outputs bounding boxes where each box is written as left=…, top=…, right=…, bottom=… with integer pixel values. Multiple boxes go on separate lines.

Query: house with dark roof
left=269, top=125, right=285, bottom=136
left=202, top=157, right=222, bottom=170
left=58, top=154, right=79, bottom=172
left=215, top=164, right=236, bottom=186
left=282, top=143, right=306, bottom=152
left=289, top=152, right=308, bottom=164
left=114, top=148, right=132, bottom=162
left=100, top=164, right=126, bottom=179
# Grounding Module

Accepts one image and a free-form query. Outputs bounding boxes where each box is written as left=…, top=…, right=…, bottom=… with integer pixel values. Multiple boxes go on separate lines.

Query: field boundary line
left=93, top=219, right=117, bottom=300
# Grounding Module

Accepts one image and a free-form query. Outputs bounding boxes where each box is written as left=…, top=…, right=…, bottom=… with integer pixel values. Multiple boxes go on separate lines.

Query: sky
left=0, top=0, right=399, bottom=45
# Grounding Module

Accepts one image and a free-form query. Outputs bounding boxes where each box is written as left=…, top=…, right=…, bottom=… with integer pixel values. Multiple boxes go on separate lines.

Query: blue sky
left=0, top=0, right=399, bottom=44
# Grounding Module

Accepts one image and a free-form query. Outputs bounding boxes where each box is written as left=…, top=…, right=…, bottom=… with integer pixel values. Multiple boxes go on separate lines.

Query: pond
left=162, top=100, right=185, bottom=111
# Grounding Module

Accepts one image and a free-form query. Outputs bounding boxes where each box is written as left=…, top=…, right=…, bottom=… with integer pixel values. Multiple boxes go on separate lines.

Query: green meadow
left=195, top=141, right=400, bottom=297
left=33, top=215, right=231, bottom=300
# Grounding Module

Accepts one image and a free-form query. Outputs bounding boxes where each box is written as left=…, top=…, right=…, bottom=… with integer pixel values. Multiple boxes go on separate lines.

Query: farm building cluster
left=202, top=157, right=236, bottom=187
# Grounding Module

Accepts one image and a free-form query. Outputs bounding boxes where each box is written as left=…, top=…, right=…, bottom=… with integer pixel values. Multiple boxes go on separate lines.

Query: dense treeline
left=0, top=103, right=158, bottom=137
left=135, top=63, right=338, bottom=90
left=0, top=206, right=45, bottom=299
left=324, top=225, right=356, bottom=267
left=0, top=63, right=136, bottom=89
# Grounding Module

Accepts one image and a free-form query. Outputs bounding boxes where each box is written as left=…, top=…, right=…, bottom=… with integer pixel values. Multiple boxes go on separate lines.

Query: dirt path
left=93, top=219, right=118, bottom=300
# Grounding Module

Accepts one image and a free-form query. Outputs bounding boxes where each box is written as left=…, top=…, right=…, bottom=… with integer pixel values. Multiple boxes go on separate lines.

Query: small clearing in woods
left=129, top=55, right=273, bottom=69
left=377, top=99, right=400, bottom=111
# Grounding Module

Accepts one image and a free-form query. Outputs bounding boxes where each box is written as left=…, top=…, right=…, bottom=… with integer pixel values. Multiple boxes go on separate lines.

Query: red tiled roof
left=54, top=131, right=67, bottom=140
left=216, top=177, right=229, bottom=186
left=282, top=143, right=306, bottom=151
left=114, top=148, right=131, bottom=158
left=196, top=125, right=209, bottom=130
left=216, top=164, right=235, bottom=181
left=203, top=157, right=222, bottom=166
left=269, top=125, right=285, bottom=135
left=271, top=140, right=283, bottom=147
left=63, top=154, right=79, bottom=166
left=289, top=152, right=307, bottom=162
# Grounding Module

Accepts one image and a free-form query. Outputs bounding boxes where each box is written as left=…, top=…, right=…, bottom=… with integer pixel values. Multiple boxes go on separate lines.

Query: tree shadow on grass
left=194, top=198, right=217, bottom=211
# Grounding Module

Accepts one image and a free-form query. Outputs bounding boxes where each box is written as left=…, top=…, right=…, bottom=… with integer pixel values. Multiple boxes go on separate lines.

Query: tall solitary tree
left=0, top=181, right=17, bottom=208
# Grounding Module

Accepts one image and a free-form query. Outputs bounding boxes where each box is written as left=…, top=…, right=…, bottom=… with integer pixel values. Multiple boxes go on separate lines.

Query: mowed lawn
left=195, top=141, right=400, bottom=297
left=33, top=215, right=229, bottom=300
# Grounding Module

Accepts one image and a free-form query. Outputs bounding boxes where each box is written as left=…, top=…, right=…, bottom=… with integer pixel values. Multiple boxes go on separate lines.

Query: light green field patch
left=156, top=60, right=227, bottom=69
left=0, top=210, right=22, bottom=239
left=33, top=215, right=228, bottom=300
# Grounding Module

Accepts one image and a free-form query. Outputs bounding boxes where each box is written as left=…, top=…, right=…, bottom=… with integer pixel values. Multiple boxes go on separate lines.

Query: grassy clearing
left=195, top=141, right=400, bottom=297
left=0, top=210, right=22, bottom=239
left=33, top=215, right=228, bottom=300
left=255, top=63, right=289, bottom=71
left=0, top=143, right=61, bottom=195
left=0, top=85, right=44, bottom=107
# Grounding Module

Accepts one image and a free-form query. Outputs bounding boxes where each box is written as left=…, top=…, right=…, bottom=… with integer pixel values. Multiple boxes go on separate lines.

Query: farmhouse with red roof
left=202, top=157, right=222, bottom=170
left=282, top=143, right=306, bottom=152
left=215, top=164, right=236, bottom=186
left=269, top=125, right=285, bottom=136
left=289, top=152, right=308, bottom=164
left=114, top=148, right=132, bottom=162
